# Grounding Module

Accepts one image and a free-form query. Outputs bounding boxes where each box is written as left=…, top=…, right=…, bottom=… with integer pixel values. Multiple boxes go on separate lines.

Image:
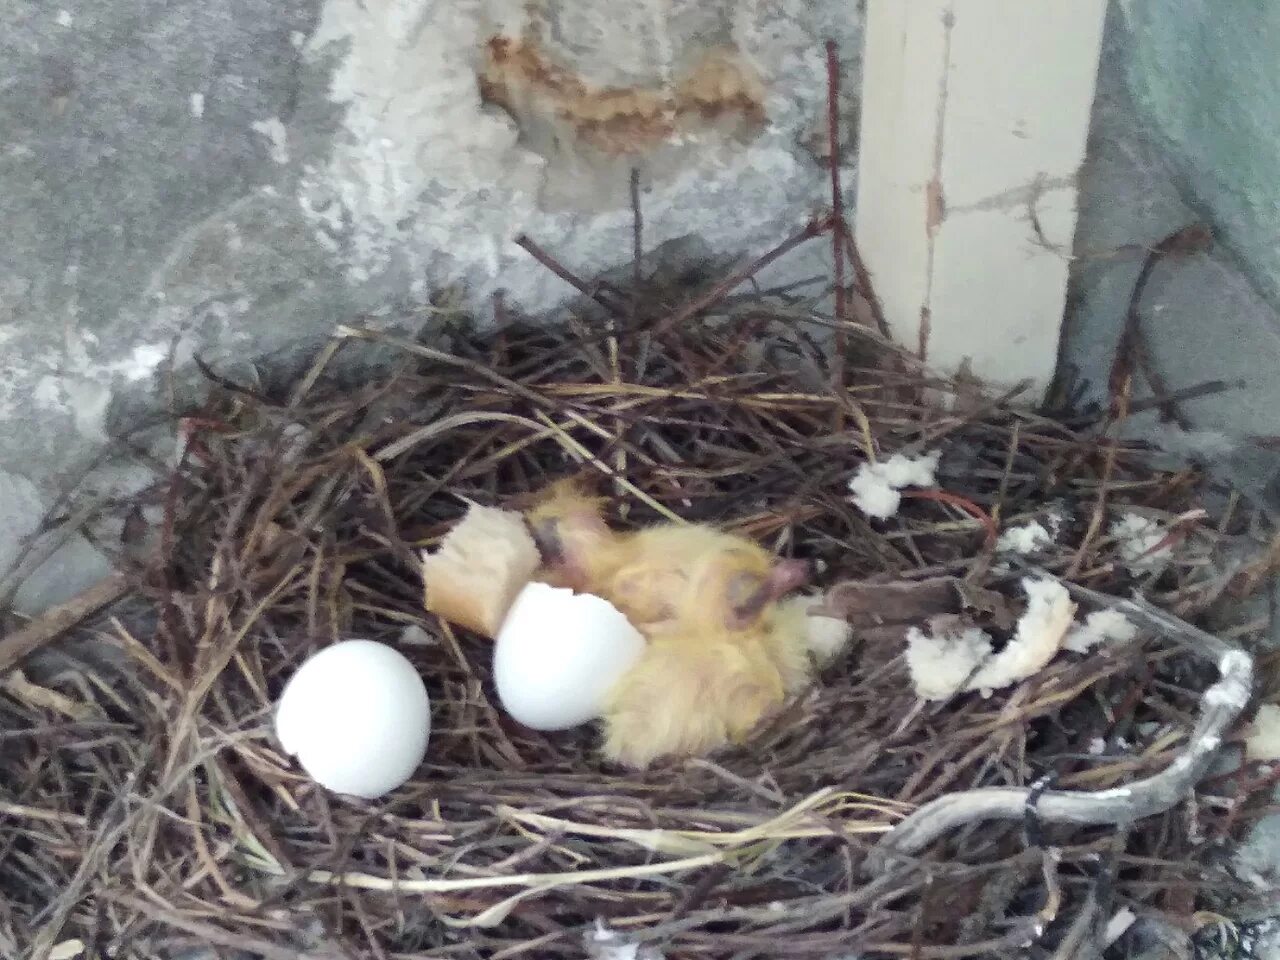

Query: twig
left=649, top=217, right=831, bottom=338
left=825, top=39, right=849, bottom=428
left=102, top=893, right=342, bottom=960
left=514, top=234, right=630, bottom=317
left=0, top=572, right=130, bottom=674
left=1109, top=223, right=1212, bottom=428
left=872, top=594, right=1253, bottom=862
left=630, top=167, right=643, bottom=328
left=840, top=223, right=892, bottom=338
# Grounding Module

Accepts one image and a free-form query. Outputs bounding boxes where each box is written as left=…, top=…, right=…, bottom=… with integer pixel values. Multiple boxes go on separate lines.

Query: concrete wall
left=1063, top=2, right=1280, bottom=510
left=0, top=0, right=858, bottom=611
left=5, top=0, right=1280, bottom=611
left=1120, top=1, right=1280, bottom=308
left=1, top=0, right=855, bottom=492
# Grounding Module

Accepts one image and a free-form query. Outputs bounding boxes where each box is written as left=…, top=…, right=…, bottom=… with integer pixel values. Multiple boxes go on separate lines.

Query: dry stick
left=0, top=571, right=130, bottom=674
left=648, top=216, right=832, bottom=338
left=630, top=167, right=644, bottom=326
left=825, top=39, right=848, bottom=431
left=1109, top=223, right=1212, bottom=430
left=840, top=224, right=892, bottom=339
left=334, top=326, right=555, bottom=412
left=514, top=234, right=630, bottom=317
left=872, top=582, right=1253, bottom=863
left=1067, top=386, right=1127, bottom=579
left=103, top=893, right=342, bottom=960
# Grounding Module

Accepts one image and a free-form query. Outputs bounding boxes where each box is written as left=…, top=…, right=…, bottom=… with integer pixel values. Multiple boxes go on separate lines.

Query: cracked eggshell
left=275, top=640, right=431, bottom=799
left=494, top=583, right=646, bottom=731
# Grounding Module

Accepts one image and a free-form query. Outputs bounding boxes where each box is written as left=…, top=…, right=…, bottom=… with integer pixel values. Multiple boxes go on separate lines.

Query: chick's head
left=682, top=541, right=811, bottom=635
left=523, top=478, right=616, bottom=590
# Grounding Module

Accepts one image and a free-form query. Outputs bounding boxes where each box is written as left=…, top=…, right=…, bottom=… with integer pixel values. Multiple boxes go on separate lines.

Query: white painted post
left=854, top=0, right=1108, bottom=402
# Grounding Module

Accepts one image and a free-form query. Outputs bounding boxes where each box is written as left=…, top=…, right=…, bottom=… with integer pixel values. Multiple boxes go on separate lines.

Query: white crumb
left=189, top=92, right=205, bottom=119
left=967, top=578, right=1075, bottom=694
left=56, top=10, right=73, bottom=26
left=398, top=624, right=435, bottom=647
left=1088, top=737, right=1106, bottom=755
left=779, top=595, right=853, bottom=663
left=876, top=451, right=941, bottom=488
left=1063, top=609, right=1139, bottom=653
left=848, top=470, right=901, bottom=520
left=1110, top=513, right=1171, bottom=570
left=996, top=520, right=1053, bottom=555
left=905, top=623, right=993, bottom=701
left=849, top=451, right=940, bottom=519
left=585, top=920, right=664, bottom=960
left=1245, top=703, right=1280, bottom=761
left=806, top=615, right=854, bottom=663
left=1103, top=907, right=1136, bottom=947
left=1044, top=510, right=1065, bottom=539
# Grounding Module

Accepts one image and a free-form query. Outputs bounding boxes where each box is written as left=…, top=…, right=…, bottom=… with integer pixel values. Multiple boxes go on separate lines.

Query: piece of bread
left=422, top=503, right=542, bottom=639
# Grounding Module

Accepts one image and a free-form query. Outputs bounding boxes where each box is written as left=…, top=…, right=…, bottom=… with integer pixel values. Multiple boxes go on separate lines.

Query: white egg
left=493, top=583, right=646, bottom=731
left=275, top=639, right=430, bottom=799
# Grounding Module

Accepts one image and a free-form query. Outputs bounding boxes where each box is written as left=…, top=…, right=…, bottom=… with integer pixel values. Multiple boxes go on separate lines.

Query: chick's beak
left=766, top=558, right=811, bottom=599
left=728, top=558, right=812, bottom=629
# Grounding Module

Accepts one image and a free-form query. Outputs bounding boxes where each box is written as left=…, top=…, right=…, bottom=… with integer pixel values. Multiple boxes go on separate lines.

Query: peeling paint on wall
left=480, top=38, right=766, bottom=156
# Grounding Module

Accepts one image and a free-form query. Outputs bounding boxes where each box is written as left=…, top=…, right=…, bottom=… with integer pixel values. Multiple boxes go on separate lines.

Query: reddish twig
left=1109, top=223, right=1212, bottom=427
left=901, top=488, right=999, bottom=546
left=841, top=223, right=892, bottom=338
left=825, top=39, right=849, bottom=431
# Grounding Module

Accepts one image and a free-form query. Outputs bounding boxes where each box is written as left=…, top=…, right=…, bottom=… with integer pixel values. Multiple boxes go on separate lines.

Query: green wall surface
left=1118, top=0, right=1280, bottom=308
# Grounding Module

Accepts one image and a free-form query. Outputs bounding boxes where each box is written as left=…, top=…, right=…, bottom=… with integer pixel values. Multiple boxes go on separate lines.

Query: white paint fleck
left=190, top=92, right=205, bottom=119
left=110, top=343, right=169, bottom=382
left=1246, top=704, right=1280, bottom=761
left=1220, top=649, right=1251, bottom=675
left=1103, top=908, right=1136, bottom=947
left=33, top=376, right=63, bottom=410
left=996, top=519, right=1052, bottom=555
left=62, top=379, right=112, bottom=442
left=252, top=117, right=291, bottom=165
left=56, top=9, right=73, bottom=27
left=1091, top=787, right=1132, bottom=799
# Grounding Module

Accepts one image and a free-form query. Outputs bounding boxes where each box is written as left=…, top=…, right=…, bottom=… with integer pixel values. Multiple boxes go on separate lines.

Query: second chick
left=524, top=480, right=817, bottom=767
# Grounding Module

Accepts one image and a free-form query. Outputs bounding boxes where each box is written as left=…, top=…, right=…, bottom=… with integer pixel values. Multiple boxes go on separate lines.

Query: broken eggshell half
left=493, top=582, right=646, bottom=731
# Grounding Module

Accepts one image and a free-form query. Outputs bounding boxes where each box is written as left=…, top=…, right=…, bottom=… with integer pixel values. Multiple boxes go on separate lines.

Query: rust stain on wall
left=480, top=36, right=767, bottom=156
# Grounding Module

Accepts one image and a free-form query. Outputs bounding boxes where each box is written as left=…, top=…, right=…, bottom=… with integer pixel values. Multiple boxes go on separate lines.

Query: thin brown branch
left=0, top=572, right=130, bottom=673
left=649, top=216, right=831, bottom=338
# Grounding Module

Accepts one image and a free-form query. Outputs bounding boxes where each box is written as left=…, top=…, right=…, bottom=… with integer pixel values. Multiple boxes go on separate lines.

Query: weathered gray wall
left=1, top=0, right=855, bottom=484
left=1063, top=2, right=1280, bottom=510
left=1, top=0, right=858, bottom=611
left=5, top=0, right=1280, bottom=612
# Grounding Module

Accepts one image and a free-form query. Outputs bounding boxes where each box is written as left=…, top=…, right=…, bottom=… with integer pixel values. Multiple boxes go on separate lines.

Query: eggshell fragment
left=275, top=640, right=430, bottom=799
left=494, top=583, right=646, bottom=731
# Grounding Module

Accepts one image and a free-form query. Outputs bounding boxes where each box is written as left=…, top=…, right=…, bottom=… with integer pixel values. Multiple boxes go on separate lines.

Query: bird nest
left=3, top=247, right=1279, bottom=960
